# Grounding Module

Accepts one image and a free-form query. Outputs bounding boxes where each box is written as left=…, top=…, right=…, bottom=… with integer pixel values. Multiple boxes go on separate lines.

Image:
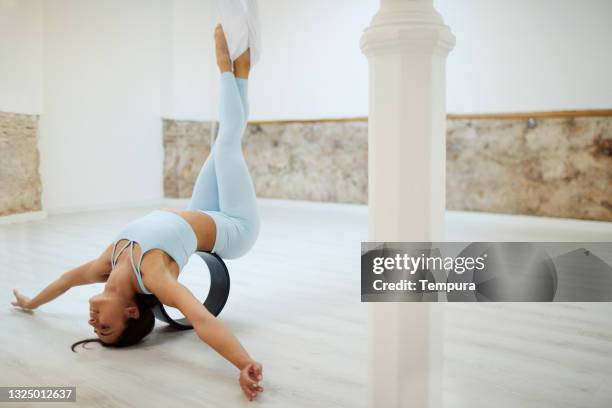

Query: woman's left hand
left=239, top=361, right=264, bottom=401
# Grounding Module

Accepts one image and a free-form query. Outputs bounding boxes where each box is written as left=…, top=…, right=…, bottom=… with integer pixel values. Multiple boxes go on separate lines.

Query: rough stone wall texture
left=163, top=116, right=612, bottom=222
left=0, top=112, right=42, bottom=216
left=244, top=121, right=368, bottom=203
left=163, top=119, right=215, bottom=199
left=447, top=117, right=612, bottom=221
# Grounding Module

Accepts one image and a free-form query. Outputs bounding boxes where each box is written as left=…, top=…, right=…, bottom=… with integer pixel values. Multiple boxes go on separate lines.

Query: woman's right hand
left=11, top=289, right=34, bottom=311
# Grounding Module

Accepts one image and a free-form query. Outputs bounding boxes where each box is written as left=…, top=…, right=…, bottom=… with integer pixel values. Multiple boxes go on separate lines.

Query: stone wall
left=0, top=112, right=42, bottom=216
left=447, top=116, right=612, bottom=221
left=244, top=121, right=368, bottom=203
left=163, top=119, right=215, bottom=198
left=163, top=119, right=368, bottom=204
left=163, top=114, right=612, bottom=222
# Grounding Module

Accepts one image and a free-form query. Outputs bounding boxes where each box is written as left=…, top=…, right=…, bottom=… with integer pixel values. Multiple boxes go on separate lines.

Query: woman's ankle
left=217, top=55, right=232, bottom=73
left=234, top=49, right=251, bottom=79
left=215, top=24, right=232, bottom=73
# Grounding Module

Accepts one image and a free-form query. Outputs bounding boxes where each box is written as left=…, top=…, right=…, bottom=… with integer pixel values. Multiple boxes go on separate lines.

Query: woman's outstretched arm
left=11, top=244, right=113, bottom=310
left=149, top=274, right=264, bottom=401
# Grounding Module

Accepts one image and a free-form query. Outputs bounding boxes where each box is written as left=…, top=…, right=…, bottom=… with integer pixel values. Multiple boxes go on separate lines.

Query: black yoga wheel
left=151, top=251, right=230, bottom=330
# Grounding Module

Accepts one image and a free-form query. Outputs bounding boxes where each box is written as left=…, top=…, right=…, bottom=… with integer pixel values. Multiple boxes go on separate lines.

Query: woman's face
left=88, top=293, right=130, bottom=344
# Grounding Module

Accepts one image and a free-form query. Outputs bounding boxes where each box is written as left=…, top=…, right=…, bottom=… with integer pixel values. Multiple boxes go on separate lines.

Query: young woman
left=11, top=25, right=264, bottom=402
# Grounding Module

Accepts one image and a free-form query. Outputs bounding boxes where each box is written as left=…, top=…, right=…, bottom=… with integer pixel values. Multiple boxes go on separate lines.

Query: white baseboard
left=256, top=197, right=368, bottom=214
left=0, top=211, right=48, bottom=225
left=162, top=197, right=369, bottom=214
left=45, top=198, right=166, bottom=215
left=163, top=198, right=190, bottom=208
left=447, top=209, right=612, bottom=235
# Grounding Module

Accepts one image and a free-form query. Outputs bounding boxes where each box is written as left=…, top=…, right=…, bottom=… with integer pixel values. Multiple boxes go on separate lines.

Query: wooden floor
left=1, top=199, right=611, bottom=407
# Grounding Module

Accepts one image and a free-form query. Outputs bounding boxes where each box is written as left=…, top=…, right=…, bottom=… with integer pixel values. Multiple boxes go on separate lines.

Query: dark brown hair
left=71, top=294, right=157, bottom=352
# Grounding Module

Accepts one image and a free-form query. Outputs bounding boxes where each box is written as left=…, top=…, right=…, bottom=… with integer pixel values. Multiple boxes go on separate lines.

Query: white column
left=361, top=1, right=455, bottom=407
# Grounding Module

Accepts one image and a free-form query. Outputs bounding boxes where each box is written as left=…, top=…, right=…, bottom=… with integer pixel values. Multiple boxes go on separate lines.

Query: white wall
left=0, top=0, right=42, bottom=114
left=39, top=0, right=166, bottom=211
left=165, top=0, right=377, bottom=121
left=167, top=0, right=612, bottom=120
left=438, top=0, right=612, bottom=113
left=2, top=0, right=611, bottom=211
left=162, top=0, right=217, bottom=121
left=248, top=0, right=376, bottom=120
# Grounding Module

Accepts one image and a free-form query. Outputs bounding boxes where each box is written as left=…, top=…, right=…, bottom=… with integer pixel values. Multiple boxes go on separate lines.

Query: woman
left=10, top=25, right=264, bottom=402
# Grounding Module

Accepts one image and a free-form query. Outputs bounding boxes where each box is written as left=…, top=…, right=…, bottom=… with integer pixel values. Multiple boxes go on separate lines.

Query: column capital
left=360, top=0, right=455, bottom=57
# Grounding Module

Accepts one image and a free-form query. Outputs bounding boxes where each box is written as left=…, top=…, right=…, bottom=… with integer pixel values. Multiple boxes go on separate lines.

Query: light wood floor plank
left=1, top=201, right=611, bottom=407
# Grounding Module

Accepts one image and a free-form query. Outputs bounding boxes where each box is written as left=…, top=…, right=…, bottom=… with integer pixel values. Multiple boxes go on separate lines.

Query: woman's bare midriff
left=112, top=209, right=217, bottom=290
left=161, top=208, right=217, bottom=252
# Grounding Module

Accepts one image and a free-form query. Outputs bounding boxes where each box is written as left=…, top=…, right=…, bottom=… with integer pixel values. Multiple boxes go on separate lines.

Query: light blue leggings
left=187, top=72, right=260, bottom=259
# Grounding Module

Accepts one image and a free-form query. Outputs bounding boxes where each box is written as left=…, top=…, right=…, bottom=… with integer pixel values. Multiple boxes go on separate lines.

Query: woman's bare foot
left=215, top=24, right=232, bottom=73
left=234, top=49, right=251, bottom=79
